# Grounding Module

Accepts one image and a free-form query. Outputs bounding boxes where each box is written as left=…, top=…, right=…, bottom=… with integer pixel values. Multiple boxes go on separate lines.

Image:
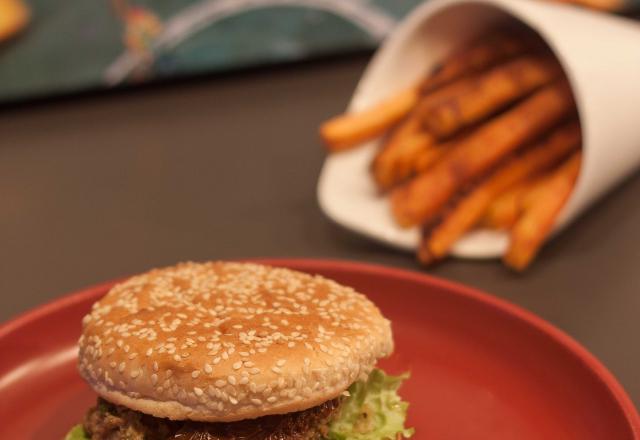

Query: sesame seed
left=215, top=379, right=226, bottom=388
left=204, top=364, right=213, bottom=374
left=192, top=370, right=201, bottom=378
left=271, top=366, right=282, bottom=374
left=251, top=398, right=262, bottom=405
left=118, top=362, right=125, bottom=373
left=194, top=387, right=204, bottom=396
left=267, top=396, right=277, bottom=403
left=232, top=361, right=242, bottom=370
left=228, top=375, right=237, bottom=385
left=276, top=359, right=286, bottom=367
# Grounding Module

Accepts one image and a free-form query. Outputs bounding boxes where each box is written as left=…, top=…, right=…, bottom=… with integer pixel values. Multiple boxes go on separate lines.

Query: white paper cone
left=318, top=0, right=640, bottom=259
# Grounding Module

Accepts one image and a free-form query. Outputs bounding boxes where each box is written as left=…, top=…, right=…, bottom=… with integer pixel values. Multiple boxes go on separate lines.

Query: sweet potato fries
left=320, top=29, right=583, bottom=270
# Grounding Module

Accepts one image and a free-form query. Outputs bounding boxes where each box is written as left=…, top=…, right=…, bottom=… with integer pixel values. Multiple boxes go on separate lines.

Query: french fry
left=372, top=131, right=434, bottom=191
left=482, top=177, right=542, bottom=230
left=411, top=127, right=476, bottom=175
left=423, top=55, right=563, bottom=139
left=371, top=114, right=428, bottom=190
left=371, top=74, right=482, bottom=190
left=520, top=168, right=567, bottom=211
left=503, top=151, right=582, bottom=270
left=420, top=30, right=540, bottom=93
left=320, top=86, right=420, bottom=152
left=417, top=122, right=580, bottom=263
left=413, top=145, right=447, bottom=173
left=391, top=81, right=576, bottom=228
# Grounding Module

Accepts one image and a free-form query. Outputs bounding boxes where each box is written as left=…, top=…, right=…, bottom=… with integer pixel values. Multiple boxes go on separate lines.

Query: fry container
left=318, top=0, right=640, bottom=258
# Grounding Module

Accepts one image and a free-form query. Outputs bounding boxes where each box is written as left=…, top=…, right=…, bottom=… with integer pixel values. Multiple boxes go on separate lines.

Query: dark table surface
left=1, top=54, right=639, bottom=408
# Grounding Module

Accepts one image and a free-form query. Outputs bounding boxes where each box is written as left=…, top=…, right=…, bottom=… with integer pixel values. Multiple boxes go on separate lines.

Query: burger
left=65, top=262, right=413, bottom=440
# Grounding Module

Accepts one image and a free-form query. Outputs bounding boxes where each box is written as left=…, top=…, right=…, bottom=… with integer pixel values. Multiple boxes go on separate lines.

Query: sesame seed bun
left=78, top=262, right=393, bottom=422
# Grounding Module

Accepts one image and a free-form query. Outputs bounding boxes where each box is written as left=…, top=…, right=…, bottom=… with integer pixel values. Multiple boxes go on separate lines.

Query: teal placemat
left=0, top=0, right=423, bottom=102
left=0, top=0, right=634, bottom=102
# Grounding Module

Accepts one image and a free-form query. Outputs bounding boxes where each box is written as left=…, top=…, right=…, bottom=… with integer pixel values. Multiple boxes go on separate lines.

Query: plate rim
left=1, top=258, right=638, bottom=434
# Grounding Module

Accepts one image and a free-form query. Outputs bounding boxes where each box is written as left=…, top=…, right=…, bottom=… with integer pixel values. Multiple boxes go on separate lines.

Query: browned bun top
left=78, top=262, right=393, bottom=422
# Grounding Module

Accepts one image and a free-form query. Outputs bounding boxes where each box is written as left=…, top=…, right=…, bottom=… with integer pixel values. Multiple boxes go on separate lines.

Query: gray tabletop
left=1, top=54, right=639, bottom=408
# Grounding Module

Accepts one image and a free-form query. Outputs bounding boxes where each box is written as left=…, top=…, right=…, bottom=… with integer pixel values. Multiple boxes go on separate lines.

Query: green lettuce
left=64, top=424, right=89, bottom=440
left=327, top=369, right=414, bottom=440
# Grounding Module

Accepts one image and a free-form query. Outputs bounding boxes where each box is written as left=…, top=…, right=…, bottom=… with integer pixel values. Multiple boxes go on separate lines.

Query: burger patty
left=83, top=398, right=343, bottom=440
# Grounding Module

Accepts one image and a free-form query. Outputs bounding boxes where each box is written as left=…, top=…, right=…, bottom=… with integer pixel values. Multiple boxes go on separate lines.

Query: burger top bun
left=78, top=261, right=393, bottom=422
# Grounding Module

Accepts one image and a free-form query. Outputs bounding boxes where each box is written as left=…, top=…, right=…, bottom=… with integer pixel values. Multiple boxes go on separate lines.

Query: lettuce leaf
left=64, top=424, right=89, bottom=440
left=327, top=369, right=414, bottom=440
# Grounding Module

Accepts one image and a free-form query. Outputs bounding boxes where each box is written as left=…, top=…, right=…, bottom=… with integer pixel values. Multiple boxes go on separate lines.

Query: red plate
left=1, top=259, right=638, bottom=439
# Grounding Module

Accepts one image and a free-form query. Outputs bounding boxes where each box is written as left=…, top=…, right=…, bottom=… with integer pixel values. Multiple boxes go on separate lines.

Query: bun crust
left=78, top=262, right=393, bottom=422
